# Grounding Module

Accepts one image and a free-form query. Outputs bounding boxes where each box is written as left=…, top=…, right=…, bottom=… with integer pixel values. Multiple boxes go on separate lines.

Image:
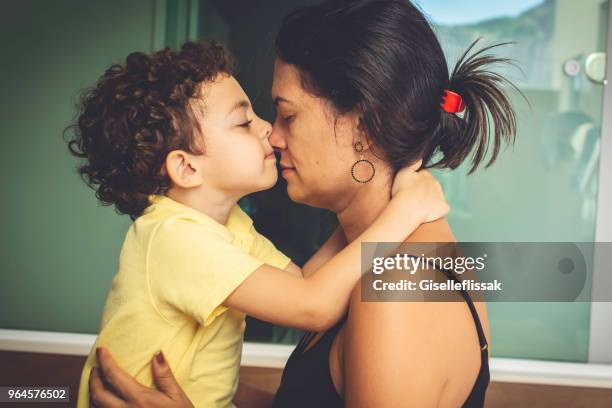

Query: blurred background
left=1, top=0, right=611, bottom=406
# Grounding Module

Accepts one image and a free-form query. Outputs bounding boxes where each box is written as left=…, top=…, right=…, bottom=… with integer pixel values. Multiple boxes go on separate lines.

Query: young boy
left=68, top=40, right=447, bottom=407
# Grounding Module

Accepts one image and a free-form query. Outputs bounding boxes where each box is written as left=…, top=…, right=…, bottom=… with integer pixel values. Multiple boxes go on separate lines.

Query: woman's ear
left=354, top=115, right=373, bottom=152
left=164, top=150, right=203, bottom=188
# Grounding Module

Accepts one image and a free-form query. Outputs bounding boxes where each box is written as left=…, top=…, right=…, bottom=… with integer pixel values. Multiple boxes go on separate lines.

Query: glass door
left=420, top=0, right=608, bottom=361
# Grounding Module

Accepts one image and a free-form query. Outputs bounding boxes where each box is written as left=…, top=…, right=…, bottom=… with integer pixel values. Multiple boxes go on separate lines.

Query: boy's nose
left=260, top=120, right=272, bottom=139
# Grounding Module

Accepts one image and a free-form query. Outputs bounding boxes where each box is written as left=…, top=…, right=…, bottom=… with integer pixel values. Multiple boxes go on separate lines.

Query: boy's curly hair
left=65, top=40, right=233, bottom=220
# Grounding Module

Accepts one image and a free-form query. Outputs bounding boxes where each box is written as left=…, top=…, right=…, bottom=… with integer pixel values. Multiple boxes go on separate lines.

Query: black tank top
left=272, top=268, right=490, bottom=407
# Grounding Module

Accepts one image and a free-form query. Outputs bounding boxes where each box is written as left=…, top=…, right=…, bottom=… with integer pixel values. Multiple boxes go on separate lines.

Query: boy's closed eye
left=226, top=99, right=253, bottom=128
left=237, top=119, right=253, bottom=128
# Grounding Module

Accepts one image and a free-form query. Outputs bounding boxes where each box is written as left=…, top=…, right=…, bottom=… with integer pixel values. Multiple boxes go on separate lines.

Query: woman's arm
left=89, top=348, right=193, bottom=408
left=233, top=381, right=275, bottom=408
left=224, top=166, right=449, bottom=332
left=90, top=348, right=273, bottom=408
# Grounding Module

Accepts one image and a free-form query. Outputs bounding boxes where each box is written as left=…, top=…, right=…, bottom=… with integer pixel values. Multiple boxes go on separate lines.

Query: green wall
left=0, top=0, right=171, bottom=334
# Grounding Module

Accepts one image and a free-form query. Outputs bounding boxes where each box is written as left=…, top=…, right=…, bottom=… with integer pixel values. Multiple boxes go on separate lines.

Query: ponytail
left=428, top=39, right=524, bottom=174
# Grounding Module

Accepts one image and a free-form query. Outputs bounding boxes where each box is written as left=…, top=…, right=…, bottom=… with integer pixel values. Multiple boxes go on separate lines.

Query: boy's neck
left=167, top=187, right=240, bottom=225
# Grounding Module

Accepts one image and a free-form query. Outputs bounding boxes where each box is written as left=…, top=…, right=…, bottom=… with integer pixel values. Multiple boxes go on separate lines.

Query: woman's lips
left=280, top=164, right=296, bottom=177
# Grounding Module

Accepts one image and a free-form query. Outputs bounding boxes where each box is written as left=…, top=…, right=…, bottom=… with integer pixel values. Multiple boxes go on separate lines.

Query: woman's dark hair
left=275, top=0, right=523, bottom=175
left=65, top=41, right=232, bottom=220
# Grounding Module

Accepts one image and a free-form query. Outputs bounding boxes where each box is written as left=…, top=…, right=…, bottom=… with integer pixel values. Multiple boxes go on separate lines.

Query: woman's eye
left=283, top=115, right=295, bottom=124
left=238, top=120, right=253, bottom=128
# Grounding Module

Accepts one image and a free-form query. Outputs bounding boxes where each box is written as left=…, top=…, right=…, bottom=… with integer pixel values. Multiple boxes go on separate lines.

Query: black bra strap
left=299, top=313, right=348, bottom=354
left=461, top=289, right=489, bottom=351
left=439, top=268, right=489, bottom=351
left=297, top=331, right=316, bottom=353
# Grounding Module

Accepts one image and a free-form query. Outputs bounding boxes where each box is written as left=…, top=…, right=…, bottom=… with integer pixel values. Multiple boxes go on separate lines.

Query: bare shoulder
left=402, top=217, right=490, bottom=342
left=338, top=218, right=490, bottom=407
left=343, top=217, right=462, bottom=339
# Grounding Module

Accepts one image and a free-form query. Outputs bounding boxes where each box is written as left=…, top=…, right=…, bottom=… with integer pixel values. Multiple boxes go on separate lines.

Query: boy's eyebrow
left=226, top=100, right=250, bottom=117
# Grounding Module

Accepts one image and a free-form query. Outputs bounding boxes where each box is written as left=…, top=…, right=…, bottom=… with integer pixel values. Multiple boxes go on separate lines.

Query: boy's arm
left=283, top=261, right=303, bottom=278
left=280, top=226, right=346, bottom=279
left=301, top=226, right=347, bottom=278
left=223, top=182, right=447, bottom=331
left=296, top=161, right=438, bottom=279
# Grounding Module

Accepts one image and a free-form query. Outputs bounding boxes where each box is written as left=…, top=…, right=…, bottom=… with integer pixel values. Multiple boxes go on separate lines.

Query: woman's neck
left=336, top=172, right=456, bottom=245
left=337, top=171, right=393, bottom=243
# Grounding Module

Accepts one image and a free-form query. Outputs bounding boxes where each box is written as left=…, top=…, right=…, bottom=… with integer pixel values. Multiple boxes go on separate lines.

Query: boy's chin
left=250, top=171, right=278, bottom=193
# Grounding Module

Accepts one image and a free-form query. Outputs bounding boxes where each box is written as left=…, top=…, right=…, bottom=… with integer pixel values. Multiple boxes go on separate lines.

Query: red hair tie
left=441, top=89, right=465, bottom=113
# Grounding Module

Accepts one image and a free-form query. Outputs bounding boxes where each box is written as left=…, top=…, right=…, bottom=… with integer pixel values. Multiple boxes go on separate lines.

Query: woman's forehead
left=271, top=60, right=302, bottom=102
left=272, top=61, right=330, bottom=115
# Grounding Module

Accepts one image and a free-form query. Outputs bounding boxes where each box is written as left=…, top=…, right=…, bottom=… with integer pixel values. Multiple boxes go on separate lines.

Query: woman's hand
left=391, top=159, right=449, bottom=223
left=89, top=347, right=193, bottom=408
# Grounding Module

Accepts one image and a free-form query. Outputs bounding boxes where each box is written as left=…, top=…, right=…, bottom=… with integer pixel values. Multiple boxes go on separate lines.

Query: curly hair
left=65, top=40, right=233, bottom=220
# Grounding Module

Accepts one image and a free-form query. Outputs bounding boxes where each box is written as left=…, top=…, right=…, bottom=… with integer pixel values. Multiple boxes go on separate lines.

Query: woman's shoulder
left=343, top=216, right=486, bottom=349
left=343, top=217, right=459, bottom=330
left=403, top=217, right=456, bottom=243
left=346, top=216, right=456, bottom=308
left=337, top=218, right=487, bottom=404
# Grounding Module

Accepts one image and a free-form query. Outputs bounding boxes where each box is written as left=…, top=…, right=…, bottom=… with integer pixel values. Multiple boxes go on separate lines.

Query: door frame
left=152, top=0, right=199, bottom=51
left=588, top=0, right=612, bottom=364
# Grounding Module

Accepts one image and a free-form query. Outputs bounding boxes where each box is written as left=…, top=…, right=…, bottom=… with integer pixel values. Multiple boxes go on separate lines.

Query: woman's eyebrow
left=273, top=96, right=295, bottom=107
left=226, top=99, right=250, bottom=117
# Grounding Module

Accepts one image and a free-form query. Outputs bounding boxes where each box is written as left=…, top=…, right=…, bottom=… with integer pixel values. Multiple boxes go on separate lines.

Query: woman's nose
left=268, top=126, right=286, bottom=149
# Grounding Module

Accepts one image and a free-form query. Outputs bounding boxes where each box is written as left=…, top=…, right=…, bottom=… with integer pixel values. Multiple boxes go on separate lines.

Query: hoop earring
left=351, top=140, right=375, bottom=183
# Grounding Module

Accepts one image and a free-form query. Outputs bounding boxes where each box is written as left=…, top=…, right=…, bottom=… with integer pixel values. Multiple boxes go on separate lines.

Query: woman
left=88, top=0, right=518, bottom=406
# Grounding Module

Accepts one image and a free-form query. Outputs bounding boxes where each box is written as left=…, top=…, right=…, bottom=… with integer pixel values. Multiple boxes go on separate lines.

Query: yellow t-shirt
left=77, top=194, right=290, bottom=408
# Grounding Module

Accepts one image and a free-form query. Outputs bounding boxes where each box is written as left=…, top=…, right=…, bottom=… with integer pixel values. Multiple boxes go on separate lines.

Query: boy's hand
left=391, top=160, right=450, bottom=223
left=89, top=347, right=193, bottom=408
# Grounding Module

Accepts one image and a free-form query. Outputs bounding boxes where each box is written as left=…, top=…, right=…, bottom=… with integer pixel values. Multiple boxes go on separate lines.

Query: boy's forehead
left=208, top=73, right=242, bottom=94
left=198, top=74, right=248, bottom=115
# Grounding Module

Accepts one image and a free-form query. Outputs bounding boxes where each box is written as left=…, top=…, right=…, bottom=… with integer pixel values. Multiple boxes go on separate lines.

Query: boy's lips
left=265, top=152, right=276, bottom=160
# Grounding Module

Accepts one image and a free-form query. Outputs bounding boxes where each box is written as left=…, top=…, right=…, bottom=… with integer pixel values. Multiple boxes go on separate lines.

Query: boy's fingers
left=96, top=347, right=144, bottom=402
left=151, top=351, right=184, bottom=401
left=408, top=159, right=423, bottom=172
left=89, top=367, right=126, bottom=408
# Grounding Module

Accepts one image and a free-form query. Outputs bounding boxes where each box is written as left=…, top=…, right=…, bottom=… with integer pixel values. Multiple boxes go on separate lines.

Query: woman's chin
left=286, top=181, right=308, bottom=204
